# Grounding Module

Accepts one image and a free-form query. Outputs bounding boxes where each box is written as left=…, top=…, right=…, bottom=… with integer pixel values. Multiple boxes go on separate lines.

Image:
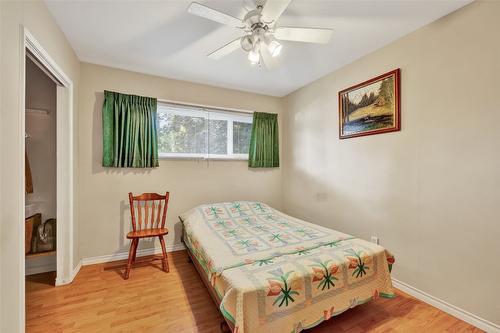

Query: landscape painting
left=339, top=69, right=400, bottom=139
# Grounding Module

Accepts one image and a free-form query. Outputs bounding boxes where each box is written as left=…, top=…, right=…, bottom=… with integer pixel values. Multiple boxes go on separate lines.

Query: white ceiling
left=46, top=0, right=470, bottom=97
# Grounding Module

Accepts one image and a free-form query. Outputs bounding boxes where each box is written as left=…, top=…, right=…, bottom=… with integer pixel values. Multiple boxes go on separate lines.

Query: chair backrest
left=128, top=192, right=170, bottom=231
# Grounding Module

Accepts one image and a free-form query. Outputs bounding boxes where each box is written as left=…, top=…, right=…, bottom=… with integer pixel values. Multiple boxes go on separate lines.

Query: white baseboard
left=55, top=244, right=185, bottom=286
left=71, top=260, right=82, bottom=280
left=392, top=278, right=499, bottom=333
left=55, top=260, right=82, bottom=286
left=81, top=243, right=185, bottom=266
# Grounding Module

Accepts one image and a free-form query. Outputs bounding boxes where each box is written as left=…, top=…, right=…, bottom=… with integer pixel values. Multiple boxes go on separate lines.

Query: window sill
left=158, top=155, right=248, bottom=162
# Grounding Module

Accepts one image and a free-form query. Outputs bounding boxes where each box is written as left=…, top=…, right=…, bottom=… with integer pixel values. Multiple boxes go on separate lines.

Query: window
left=157, top=102, right=253, bottom=159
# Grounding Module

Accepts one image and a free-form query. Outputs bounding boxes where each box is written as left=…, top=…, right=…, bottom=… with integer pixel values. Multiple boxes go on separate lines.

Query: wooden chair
left=125, top=192, right=170, bottom=279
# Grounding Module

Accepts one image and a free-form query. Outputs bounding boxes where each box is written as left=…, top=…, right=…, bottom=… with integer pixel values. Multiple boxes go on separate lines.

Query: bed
left=180, top=201, right=395, bottom=333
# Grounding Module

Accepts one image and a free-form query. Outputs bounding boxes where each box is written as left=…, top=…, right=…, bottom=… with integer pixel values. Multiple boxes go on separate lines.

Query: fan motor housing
left=244, top=8, right=263, bottom=28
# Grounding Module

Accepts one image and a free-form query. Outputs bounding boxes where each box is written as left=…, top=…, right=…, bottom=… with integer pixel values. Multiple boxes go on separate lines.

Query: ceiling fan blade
left=261, top=0, right=292, bottom=23
left=274, top=27, right=333, bottom=44
left=260, top=47, right=279, bottom=70
left=188, top=2, right=243, bottom=28
left=208, top=38, right=241, bottom=60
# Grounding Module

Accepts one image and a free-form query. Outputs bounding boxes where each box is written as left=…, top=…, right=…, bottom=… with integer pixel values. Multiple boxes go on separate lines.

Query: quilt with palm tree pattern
left=180, top=201, right=395, bottom=333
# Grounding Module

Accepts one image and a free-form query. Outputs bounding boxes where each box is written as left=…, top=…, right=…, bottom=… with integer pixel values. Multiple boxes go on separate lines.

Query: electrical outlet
left=371, top=236, right=379, bottom=245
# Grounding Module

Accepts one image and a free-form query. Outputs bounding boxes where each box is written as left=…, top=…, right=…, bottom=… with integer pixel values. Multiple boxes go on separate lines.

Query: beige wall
left=78, top=63, right=283, bottom=259
left=0, top=1, right=80, bottom=332
left=282, top=1, right=500, bottom=326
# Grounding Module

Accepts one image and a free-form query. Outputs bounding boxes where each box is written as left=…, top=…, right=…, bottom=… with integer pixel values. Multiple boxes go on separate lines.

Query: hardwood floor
left=26, top=250, right=482, bottom=333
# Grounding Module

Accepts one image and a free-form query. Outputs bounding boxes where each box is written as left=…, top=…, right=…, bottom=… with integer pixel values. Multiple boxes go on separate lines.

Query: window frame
left=157, top=101, right=253, bottom=161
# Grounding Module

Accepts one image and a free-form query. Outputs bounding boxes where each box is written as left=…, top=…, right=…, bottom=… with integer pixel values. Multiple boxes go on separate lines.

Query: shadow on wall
left=116, top=199, right=160, bottom=254
left=115, top=199, right=183, bottom=255
left=286, top=152, right=405, bottom=237
left=284, top=103, right=405, bottom=239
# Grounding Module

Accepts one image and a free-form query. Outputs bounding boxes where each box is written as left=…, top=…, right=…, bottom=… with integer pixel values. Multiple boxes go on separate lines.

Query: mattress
left=180, top=201, right=395, bottom=333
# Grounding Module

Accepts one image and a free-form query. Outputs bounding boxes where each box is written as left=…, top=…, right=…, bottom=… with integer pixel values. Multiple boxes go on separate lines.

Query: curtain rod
left=157, top=98, right=255, bottom=115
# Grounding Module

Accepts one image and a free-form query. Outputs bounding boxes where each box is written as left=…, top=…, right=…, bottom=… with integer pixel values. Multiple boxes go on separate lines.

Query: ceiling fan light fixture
left=248, top=50, right=260, bottom=64
left=268, top=40, right=282, bottom=57
left=240, top=35, right=254, bottom=52
left=263, top=35, right=282, bottom=58
left=187, top=0, right=333, bottom=69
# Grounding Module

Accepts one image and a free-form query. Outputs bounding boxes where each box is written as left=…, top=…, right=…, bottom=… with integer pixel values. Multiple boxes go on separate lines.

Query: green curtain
left=102, top=90, right=159, bottom=168
left=248, top=112, right=279, bottom=168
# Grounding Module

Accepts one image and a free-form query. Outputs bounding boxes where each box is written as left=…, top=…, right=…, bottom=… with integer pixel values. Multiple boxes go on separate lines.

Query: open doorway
left=21, top=28, right=76, bottom=331
left=24, top=53, right=59, bottom=286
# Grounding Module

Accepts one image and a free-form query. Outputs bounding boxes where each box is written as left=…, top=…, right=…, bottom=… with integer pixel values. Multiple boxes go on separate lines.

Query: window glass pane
left=208, top=119, right=227, bottom=155
left=157, top=103, right=253, bottom=159
left=158, top=111, right=207, bottom=154
left=233, top=121, right=252, bottom=154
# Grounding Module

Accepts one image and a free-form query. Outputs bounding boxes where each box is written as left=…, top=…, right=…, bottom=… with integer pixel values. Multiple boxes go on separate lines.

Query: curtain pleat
left=248, top=112, right=279, bottom=168
left=102, top=91, right=159, bottom=168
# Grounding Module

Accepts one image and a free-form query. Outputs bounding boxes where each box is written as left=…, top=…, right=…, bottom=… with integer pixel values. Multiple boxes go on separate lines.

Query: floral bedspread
left=180, top=202, right=395, bottom=333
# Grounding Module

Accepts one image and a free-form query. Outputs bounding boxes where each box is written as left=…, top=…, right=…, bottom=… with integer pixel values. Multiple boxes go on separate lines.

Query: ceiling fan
left=187, top=0, right=333, bottom=68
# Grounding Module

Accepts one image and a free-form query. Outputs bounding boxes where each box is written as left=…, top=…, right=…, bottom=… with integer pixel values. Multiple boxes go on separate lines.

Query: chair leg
left=159, top=235, right=169, bottom=273
left=124, top=238, right=136, bottom=280
left=131, top=238, right=139, bottom=263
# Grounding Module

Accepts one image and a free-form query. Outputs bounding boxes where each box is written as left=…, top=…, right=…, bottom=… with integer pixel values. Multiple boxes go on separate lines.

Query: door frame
left=21, top=27, right=75, bottom=291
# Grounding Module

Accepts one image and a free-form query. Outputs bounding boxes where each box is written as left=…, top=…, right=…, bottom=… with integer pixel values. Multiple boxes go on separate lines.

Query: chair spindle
left=156, top=201, right=162, bottom=228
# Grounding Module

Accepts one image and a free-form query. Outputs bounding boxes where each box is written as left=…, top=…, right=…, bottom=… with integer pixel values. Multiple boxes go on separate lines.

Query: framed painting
left=339, top=68, right=400, bottom=139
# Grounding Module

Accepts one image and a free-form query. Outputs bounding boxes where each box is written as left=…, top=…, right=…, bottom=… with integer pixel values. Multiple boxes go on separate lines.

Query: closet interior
left=25, top=53, right=58, bottom=285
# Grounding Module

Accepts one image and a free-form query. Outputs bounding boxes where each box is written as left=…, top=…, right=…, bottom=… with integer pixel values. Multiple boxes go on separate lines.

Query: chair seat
left=127, top=228, right=169, bottom=239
